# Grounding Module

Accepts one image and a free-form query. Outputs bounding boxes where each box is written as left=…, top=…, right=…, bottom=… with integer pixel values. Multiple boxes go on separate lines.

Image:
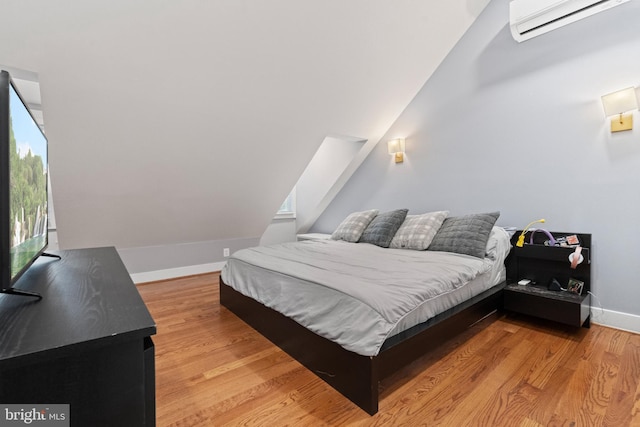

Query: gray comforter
left=222, top=235, right=508, bottom=356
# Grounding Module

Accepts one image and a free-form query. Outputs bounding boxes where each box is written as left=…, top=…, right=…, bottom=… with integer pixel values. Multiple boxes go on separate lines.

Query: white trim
left=591, top=307, right=640, bottom=334
left=131, top=261, right=226, bottom=284
left=274, top=212, right=296, bottom=219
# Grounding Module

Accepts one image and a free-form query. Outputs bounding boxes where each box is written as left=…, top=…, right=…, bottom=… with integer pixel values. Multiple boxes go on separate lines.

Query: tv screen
left=0, top=70, right=49, bottom=298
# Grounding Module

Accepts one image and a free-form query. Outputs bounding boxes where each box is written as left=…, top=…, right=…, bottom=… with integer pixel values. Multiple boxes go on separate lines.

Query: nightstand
left=504, top=231, right=591, bottom=328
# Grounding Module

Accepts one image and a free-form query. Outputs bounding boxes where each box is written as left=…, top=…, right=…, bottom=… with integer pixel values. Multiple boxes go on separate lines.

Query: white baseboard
left=591, top=307, right=640, bottom=334
left=131, top=261, right=226, bottom=284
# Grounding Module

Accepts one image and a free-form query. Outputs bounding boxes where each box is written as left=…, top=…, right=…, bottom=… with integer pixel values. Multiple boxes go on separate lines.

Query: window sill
left=274, top=212, right=296, bottom=220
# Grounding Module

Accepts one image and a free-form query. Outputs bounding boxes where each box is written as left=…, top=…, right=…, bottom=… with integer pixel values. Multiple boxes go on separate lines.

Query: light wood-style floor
left=137, top=272, right=640, bottom=426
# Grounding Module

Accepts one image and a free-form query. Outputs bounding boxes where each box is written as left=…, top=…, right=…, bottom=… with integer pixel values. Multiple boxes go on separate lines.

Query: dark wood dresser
left=0, top=247, right=156, bottom=426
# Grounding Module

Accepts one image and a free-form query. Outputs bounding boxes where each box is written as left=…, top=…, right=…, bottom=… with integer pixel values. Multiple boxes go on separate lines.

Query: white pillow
left=330, top=209, right=379, bottom=243
left=389, top=211, right=448, bottom=250
left=485, top=226, right=511, bottom=261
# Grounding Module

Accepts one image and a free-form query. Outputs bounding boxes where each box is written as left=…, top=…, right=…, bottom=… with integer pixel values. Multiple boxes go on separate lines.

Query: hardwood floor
left=137, top=273, right=640, bottom=426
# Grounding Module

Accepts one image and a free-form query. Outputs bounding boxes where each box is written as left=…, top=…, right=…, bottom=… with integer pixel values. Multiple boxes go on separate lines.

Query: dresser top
left=0, top=247, right=156, bottom=366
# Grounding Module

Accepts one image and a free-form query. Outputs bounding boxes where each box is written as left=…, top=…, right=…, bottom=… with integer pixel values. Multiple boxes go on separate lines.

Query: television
left=0, top=69, right=54, bottom=299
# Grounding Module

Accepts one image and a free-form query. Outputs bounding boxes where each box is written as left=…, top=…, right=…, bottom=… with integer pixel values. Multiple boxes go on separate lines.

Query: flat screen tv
left=0, top=70, right=52, bottom=299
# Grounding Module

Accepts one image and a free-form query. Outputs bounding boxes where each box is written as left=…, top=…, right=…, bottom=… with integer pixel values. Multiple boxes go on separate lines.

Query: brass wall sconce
left=387, top=138, right=405, bottom=163
left=601, top=87, right=638, bottom=132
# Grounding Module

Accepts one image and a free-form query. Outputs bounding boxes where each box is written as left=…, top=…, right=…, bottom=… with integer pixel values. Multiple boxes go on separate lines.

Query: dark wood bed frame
left=219, top=278, right=505, bottom=415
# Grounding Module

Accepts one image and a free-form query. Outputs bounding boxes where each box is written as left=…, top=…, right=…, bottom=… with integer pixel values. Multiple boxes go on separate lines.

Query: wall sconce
left=387, top=138, right=405, bottom=163
left=601, top=87, right=638, bottom=132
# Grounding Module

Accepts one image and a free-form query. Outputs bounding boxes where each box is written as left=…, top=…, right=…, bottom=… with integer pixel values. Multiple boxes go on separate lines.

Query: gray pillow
left=390, top=210, right=448, bottom=250
left=358, top=209, right=409, bottom=248
left=427, top=211, right=500, bottom=258
left=331, top=209, right=379, bottom=242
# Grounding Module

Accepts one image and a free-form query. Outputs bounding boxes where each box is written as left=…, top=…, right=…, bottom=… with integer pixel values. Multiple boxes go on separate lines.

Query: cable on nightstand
left=587, top=291, right=604, bottom=317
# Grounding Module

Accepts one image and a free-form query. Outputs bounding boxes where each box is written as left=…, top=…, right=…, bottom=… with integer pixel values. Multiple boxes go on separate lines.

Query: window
left=275, top=187, right=296, bottom=219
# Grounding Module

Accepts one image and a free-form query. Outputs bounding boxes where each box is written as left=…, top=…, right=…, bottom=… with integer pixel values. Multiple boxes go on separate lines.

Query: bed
left=220, top=211, right=511, bottom=414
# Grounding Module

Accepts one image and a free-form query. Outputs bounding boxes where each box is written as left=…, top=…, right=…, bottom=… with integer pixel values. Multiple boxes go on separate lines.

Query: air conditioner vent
left=510, top=0, right=629, bottom=42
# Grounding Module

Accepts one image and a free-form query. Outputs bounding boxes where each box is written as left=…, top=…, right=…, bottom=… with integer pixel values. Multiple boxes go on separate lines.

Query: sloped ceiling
left=0, top=0, right=489, bottom=250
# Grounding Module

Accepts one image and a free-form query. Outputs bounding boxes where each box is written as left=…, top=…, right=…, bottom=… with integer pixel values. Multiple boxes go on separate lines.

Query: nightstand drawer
left=504, top=286, right=591, bottom=327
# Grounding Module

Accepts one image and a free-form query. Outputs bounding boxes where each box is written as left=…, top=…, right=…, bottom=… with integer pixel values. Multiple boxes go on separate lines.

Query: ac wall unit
left=510, top=0, right=629, bottom=42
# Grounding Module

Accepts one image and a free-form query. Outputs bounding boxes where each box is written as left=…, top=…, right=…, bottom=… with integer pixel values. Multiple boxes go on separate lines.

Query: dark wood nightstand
left=504, top=231, right=591, bottom=328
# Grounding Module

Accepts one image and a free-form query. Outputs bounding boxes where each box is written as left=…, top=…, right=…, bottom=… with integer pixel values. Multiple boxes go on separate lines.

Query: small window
left=275, top=187, right=296, bottom=219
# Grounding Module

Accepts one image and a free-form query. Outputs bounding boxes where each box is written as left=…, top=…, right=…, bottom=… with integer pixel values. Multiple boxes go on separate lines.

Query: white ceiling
left=0, top=0, right=490, bottom=250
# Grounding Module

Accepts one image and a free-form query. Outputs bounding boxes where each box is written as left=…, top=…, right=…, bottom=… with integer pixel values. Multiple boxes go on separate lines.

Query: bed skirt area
left=219, top=278, right=506, bottom=415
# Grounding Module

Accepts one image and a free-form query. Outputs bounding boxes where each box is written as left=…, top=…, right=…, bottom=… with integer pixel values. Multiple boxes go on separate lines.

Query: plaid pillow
left=358, top=209, right=409, bottom=248
left=428, top=211, right=500, bottom=258
left=330, top=209, right=379, bottom=243
left=390, top=211, right=448, bottom=250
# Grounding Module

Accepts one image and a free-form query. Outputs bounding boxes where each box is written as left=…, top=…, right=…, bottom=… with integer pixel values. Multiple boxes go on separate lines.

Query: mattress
left=221, top=227, right=510, bottom=357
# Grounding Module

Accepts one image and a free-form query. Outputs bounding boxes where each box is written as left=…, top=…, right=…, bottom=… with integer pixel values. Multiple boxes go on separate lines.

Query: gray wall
left=260, top=218, right=296, bottom=246
left=1, top=1, right=487, bottom=264
left=313, top=0, right=640, bottom=324
left=118, top=236, right=258, bottom=280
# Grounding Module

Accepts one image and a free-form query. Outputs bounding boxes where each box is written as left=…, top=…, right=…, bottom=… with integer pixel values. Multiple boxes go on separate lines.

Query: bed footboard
left=220, top=279, right=380, bottom=414
left=219, top=278, right=504, bottom=415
